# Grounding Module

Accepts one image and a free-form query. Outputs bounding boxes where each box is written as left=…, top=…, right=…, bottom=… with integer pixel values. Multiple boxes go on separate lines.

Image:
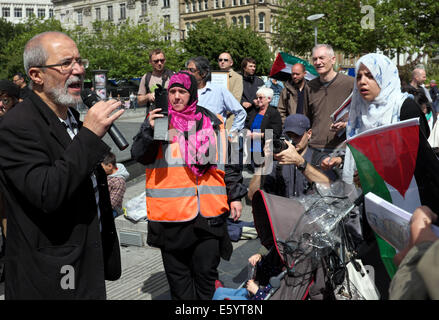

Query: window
left=164, top=15, right=170, bottom=41
left=232, top=0, right=237, bottom=6
left=26, top=8, right=34, bottom=18
left=192, top=1, right=196, bottom=11
left=245, top=15, right=250, bottom=28
left=2, top=7, right=10, bottom=17
left=215, top=0, right=219, bottom=8
left=238, top=16, right=243, bottom=25
left=186, top=22, right=191, bottom=31
left=204, top=0, right=208, bottom=10
left=95, top=7, right=101, bottom=21
left=240, top=0, right=244, bottom=5
left=141, top=0, right=147, bottom=15
left=38, top=8, right=45, bottom=18
left=120, top=3, right=126, bottom=20
left=258, top=12, right=265, bottom=31
left=77, top=11, right=82, bottom=25
left=198, top=0, right=202, bottom=11
left=232, top=16, right=237, bottom=25
left=14, top=7, right=22, bottom=18
left=49, top=9, right=53, bottom=18
left=107, top=6, right=113, bottom=20
left=163, top=0, right=170, bottom=8
left=222, top=0, right=225, bottom=7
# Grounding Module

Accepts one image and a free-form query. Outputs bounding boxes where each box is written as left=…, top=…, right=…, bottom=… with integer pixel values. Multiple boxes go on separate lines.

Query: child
left=101, top=152, right=129, bottom=217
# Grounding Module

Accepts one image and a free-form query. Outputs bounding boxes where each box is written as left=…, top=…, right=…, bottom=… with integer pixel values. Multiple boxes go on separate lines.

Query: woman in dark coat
left=245, top=86, right=282, bottom=170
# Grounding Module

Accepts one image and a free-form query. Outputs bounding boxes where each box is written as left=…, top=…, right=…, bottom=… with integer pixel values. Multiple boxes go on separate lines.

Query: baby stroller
left=250, top=181, right=380, bottom=300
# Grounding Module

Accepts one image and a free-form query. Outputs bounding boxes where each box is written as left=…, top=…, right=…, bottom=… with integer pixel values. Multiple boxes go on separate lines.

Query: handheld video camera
left=152, top=84, right=169, bottom=141
left=153, top=84, right=168, bottom=115
left=272, top=136, right=294, bottom=154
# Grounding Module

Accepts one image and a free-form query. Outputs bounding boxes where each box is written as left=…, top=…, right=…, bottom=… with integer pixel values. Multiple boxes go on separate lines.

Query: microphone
left=80, top=89, right=129, bottom=150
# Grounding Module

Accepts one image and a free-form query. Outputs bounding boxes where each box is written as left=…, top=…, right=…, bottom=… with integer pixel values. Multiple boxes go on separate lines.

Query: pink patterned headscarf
left=167, top=72, right=217, bottom=176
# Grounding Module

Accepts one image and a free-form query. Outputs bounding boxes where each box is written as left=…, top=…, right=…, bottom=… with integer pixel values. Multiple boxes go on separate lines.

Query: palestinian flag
left=269, top=52, right=318, bottom=82
left=346, top=118, right=421, bottom=278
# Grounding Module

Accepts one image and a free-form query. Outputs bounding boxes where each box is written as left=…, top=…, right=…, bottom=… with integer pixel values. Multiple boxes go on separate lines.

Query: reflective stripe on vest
left=145, top=116, right=229, bottom=222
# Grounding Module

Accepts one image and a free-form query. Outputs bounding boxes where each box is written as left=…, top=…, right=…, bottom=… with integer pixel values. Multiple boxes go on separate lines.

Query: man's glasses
left=152, top=59, right=165, bottom=64
left=256, top=96, right=266, bottom=100
left=218, top=58, right=229, bottom=62
left=31, top=58, right=89, bottom=73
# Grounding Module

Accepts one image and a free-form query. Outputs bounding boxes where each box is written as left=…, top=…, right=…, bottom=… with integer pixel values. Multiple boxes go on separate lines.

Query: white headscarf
left=342, top=53, right=410, bottom=183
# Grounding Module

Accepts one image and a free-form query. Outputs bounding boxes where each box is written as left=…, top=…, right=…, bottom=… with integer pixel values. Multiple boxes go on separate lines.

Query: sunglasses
left=218, top=58, right=229, bottom=62
left=187, top=67, right=198, bottom=73
left=256, top=96, right=266, bottom=100
left=152, top=59, right=165, bottom=64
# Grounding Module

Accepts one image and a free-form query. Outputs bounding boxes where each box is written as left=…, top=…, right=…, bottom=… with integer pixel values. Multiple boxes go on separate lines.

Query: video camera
left=152, top=84, right=169, bottom=141
left=272, top=136, right=294, bottom=154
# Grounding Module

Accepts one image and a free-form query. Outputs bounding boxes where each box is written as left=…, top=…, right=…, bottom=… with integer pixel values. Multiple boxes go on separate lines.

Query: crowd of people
left=0, top=30, right=438, bottom=301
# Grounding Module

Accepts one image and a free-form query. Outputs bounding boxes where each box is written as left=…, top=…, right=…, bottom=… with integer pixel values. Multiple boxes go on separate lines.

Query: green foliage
left=0, top=18, right=63, bottom=79
left=274, top=0, right=439, bottom=62
left=183, top=18, right=273, bottom=75
left=70, top=19, right=184, bottom=80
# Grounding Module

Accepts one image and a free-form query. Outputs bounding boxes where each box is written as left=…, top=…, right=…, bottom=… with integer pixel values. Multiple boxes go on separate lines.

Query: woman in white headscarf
left=342, top=53, right=430, bottom=184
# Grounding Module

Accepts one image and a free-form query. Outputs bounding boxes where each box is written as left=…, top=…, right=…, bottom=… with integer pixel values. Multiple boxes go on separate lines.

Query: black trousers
left=161, top=238, right=221, bottom=300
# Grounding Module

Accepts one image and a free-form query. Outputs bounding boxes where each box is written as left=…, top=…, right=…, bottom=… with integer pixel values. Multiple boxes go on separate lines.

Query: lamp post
left=307, top=14, right=325, bottom=46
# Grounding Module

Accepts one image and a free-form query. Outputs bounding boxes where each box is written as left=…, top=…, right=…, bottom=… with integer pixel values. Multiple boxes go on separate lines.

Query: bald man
left=277, top=63, right=309, bottom=124
left=409, top=67, right=433, bottom=103
left=0, top=31, right=122, bottom=299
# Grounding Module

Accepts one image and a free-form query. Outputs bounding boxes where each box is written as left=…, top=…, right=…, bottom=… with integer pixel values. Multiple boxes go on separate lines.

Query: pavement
left=0, top=107, right=260, bottom=300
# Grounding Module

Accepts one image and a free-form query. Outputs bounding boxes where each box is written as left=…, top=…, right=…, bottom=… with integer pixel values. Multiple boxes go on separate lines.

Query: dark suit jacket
left=0, top=91, right=121, bottom=299
left=245, top=106, right=283, bottom=140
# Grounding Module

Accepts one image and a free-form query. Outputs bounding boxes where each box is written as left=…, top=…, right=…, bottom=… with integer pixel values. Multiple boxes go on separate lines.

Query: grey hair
left=186, top=56, right=211, bottom=83
left=23, top=31, right=70, bottom=88
left=312, top=44, right=335, bottom=58
left=256, top=86, right=274, bottom=100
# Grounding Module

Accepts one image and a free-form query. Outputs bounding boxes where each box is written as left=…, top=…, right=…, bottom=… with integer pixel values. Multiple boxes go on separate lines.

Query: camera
left=273, top=136, right=294, bottom=154
left=153, top=84, right=168, bottom=115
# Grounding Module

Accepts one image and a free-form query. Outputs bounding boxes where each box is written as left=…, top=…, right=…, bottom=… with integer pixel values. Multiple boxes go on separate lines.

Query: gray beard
left=47, top=76, right=83, bottom=108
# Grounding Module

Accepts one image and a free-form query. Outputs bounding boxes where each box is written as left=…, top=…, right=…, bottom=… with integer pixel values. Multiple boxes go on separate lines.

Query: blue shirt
left=250, top=114, right=264, bottom=152
left=265, top=79, right=284, bottom=108
left=197, top=81, right=246, bottom=132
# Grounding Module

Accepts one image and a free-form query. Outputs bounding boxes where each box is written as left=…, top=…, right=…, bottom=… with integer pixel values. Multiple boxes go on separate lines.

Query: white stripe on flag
left=385, top=176, right=421, bottom=214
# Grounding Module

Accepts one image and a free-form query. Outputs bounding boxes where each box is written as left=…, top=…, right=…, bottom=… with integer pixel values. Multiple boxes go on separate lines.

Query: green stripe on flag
left=280, top=52, right=319, bottom=77
left=348, top=144, right=398, bottom=278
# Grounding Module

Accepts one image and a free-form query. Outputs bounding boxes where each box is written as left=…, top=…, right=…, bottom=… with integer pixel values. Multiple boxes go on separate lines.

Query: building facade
left=179, top=0, right=280, bottom=50
left=0, top=0, right=53, bottom=24
left=51, top=0, right=180, bottom=42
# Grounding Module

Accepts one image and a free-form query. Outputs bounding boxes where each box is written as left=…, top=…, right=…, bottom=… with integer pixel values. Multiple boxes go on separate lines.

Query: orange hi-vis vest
left=145, top=117, right=229, bottom=222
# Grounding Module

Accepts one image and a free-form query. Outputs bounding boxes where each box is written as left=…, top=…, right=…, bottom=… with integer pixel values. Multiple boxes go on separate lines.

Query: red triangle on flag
left=348, top=125, right=419, bottom=197
left=269, top=53, right=287, bottom=77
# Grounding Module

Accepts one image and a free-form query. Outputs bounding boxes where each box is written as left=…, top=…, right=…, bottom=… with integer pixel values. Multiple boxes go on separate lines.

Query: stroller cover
left=252, top=181, right=378, bottom=300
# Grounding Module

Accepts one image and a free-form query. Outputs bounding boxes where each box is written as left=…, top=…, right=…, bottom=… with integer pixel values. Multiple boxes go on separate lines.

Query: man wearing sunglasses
left=137, top=48, right=174, bottom=111
left=0, top=31, right=122, bottom=299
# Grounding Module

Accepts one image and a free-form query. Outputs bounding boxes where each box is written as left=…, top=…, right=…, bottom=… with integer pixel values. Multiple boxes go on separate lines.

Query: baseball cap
left=283, top=114, right=310, bottom=136
left=0, top=80, right=20, bottom=98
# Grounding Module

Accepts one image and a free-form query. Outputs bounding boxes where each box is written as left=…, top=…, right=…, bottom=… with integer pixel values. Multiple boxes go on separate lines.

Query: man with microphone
left=0, top=31, right=122, bottom=299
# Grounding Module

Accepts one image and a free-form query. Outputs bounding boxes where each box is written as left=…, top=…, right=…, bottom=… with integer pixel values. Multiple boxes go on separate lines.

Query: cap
left=283, top=114, right=310, bottom=136
left=0, top=80, right=20, bottom=98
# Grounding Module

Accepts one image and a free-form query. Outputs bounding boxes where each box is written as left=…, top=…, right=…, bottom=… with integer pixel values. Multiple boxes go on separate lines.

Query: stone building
left=179, top=0, right=280, bottom=50
left=0, top=0, right=53, bottom=24
left=51, top=0, right=180, bottom=42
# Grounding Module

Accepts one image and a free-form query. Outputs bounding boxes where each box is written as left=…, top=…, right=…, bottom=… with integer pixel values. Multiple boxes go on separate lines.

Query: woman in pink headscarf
left=131, top=71, right=247, bottom=300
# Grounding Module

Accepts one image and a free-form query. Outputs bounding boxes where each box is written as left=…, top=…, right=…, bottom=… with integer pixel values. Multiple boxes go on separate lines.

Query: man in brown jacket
left=306, top=44, right=354, bottom=170
left=278, top=63, right=308, bottom=124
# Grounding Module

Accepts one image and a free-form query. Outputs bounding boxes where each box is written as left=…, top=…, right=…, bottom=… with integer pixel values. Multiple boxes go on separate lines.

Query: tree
left=0, top=18, right=63, bottom=79
left=183, top=18, right=273, bottom=75
left=274, top=0, right=439, bottom=64
left=70, top=19, right=184, bottom=80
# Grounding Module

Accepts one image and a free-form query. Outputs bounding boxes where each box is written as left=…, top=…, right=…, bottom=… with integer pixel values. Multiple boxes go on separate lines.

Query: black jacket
left=245, top=106, right=283, bottom=140
left=0, top=91, right=121, bottom=299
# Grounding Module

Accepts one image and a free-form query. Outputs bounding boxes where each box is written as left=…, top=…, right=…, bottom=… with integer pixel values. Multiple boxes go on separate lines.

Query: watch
left=297, top=159, right=308, bottom=172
